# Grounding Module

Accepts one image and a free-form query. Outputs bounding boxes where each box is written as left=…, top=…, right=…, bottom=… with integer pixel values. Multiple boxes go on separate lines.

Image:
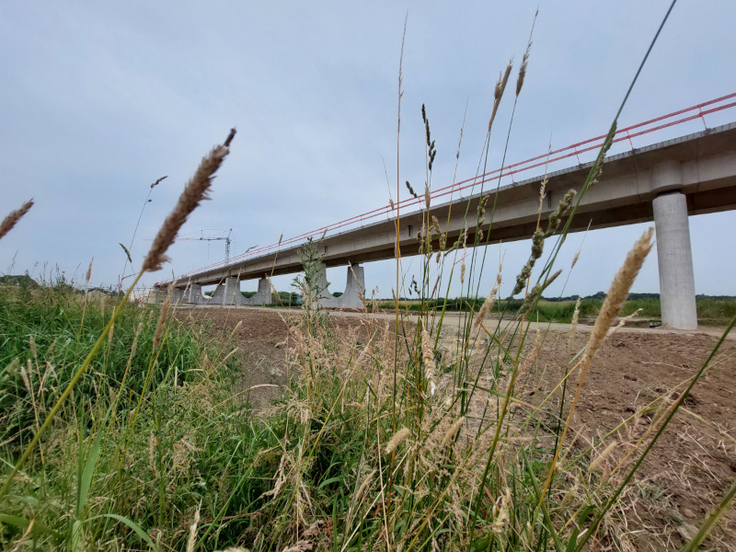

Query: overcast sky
left=1, top=1, right=734, bottom=299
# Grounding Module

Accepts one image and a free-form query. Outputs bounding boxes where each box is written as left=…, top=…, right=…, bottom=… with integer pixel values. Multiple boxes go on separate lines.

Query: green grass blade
left=0, top=513, right=60, bottom=538
left=86, top=513, right=158, bottom=550
left=679, top=474, right=736, bottom=552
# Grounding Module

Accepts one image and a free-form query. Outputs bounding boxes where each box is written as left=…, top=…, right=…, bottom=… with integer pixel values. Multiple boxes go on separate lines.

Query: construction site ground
left=175, top=306, right=736, bottom=550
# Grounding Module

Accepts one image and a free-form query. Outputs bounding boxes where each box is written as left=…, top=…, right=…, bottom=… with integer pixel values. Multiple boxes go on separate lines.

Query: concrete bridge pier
left=341, top=264, right=365, bottom=309
left=316, top=264, right=365, bottom=309
left=223, top=277, right=243, bottom=306
left=315, top=268, right=339, bottom=308
left=171, top=287, right=184, bottom=303
left=186, top=283, right=204, bottom=304
left=242, top=277, right=272, bottom=306
left=210, top=282, right=226, bottom=304
left=651, top=161, right=698, bottom=330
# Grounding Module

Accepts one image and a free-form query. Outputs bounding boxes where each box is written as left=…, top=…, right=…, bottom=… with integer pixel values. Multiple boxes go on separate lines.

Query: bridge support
left=652, top=191, right=698, bottom=330
left=242, top=277, right=272, bottom=306
left=186, top=283, right=204, bottom=304
left=171, top=287, right=184, bottom=303
left=316, top=264, right=365, bottom=309
left=223, top=277, right=243, bottom=306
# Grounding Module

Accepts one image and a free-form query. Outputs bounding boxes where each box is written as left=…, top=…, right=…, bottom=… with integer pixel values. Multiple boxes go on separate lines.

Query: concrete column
left=254, top=277, right=272, bottom=305
left=223, top=277, right=242, bottom=306
left=338, top=264, right=365, bottom=309
left=185, top=283, right=203, bottom=304
left=148, top=288, right=164, bottom=304
left=653, top=191, right=698, bottom=329
left=211, top=282, right=225, bottom=303
left=315, top=266, right=339, bottom=308
left=314, top=265, right=366, bottom=309
left=243, top=277, right=273, bottom=305
left=171, top=287, right=185, bottom=303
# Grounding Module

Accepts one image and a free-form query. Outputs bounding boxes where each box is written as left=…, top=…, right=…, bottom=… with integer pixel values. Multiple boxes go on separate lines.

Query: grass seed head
left=568, top=297, right=581, bottom=354
left=516, top=11, right=536, bottom=97
left=571, top=250, right=580, bottom=270
left=186, top=506, right=200, bottom=552
left=545, top=189, right=577, bottom=237
left=130, top=322, right=143, bottom=359
left=354, top=469, right=376, bottom=504
left=153, top=286, right=173, bottom=350
left=0, top=199, right=34, bottom=241
left=585, top=227, right=654, bottom=360
left=85, top=258, right=93, bottom=284
left=588, top=440, right=618, bottom=473
left=516, top=45, right=530, bottom=97
left=441, top=416, right=465, bottom=447
left=489, top=60, right=513, bottom=131
left=475, top=271, right=502, bottom=327
left=119, top=243, right=133, bottom=265
left=385, top=427, right=411, bottom=455
left=142, top=143, right=230, bottom=272
left=421, top=329, right=437, bottom=395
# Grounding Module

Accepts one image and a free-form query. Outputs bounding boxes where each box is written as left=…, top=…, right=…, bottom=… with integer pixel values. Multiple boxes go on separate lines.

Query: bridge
left=155, top=93, right=736, bottom=330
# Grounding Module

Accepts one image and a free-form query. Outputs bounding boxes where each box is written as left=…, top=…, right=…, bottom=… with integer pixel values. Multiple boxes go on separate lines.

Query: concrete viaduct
left=156, top=120, right=736, bottom=330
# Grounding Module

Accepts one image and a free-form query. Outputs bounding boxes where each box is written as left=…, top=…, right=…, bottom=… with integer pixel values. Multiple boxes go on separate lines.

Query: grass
left=2, top=4, right=736, bottom=550
left=0, top=282, right=261, bottom=549
left=367, top=295, right=736, bottom=324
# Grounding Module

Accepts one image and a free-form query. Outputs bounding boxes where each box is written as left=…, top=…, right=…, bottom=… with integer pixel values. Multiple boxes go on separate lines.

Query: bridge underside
left=158, top=123, right=736, bottom=327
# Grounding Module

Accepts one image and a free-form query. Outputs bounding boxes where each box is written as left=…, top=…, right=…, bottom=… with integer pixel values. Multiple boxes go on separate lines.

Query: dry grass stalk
left=567, top=297, right=581, bottom=354
left=142, top=142, right=231, bottom=272
left=0, top=199, right=33, bottom=241
left=491, top=488, right=512, bottom=536
left=185, top=506, right=200, bottom=552
left=585, top=227, right=653, bottom=360
left=153, top=286, right=173, bottom=350
left=489, top=60, right=513, bottom=131
left=119, top=243, right=133, bottom=265
left=519, top=269, right=561, bottom=315
left=441, top=416, right=465, bottom=447
left=130, top=322, right=143, bottom=359
left=588, top=440, right=618, bottom=473
left=29, top=336, right=37, bottom=363
left=354, top=469, right=376, bottom=505
left=537, top=177, right=548, bottom=215
left=421, top=329, right=437, bottom=396
left=516, top=10, right=536, bottom=97
left=85, top=258, right=93, bottom=284
left=608, top=308, right=643, bottom=337
left=475, top=268, right=502, bottom=327
left=385, top=427, right=410, bottom=455
left=571, top=250, right=580, bottom=270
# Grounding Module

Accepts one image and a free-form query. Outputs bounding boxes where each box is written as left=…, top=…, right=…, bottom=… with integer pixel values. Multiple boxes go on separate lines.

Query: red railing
left=163, top=92, right=736, bottom=284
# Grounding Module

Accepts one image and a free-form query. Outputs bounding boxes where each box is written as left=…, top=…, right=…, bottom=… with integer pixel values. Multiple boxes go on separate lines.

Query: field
left=178, top=305, right=736, bottom=551
left=366, top=296, right=736, bottom=325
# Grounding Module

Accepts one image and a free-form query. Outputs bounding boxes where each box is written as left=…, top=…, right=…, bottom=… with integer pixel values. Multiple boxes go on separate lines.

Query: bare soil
left=175, top=306, right=736, bottom=550
left=530, top=330, right=736, bottom=551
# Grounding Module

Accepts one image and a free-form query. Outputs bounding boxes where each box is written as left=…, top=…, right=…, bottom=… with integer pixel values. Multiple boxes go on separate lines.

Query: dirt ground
left=526, top=329, right=736, bottom=550
left=176, top=305, right=736, bottom=551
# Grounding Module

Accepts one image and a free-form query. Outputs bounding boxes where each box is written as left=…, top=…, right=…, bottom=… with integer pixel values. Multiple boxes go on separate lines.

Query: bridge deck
left=164, top=123, right=736, bottom=288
